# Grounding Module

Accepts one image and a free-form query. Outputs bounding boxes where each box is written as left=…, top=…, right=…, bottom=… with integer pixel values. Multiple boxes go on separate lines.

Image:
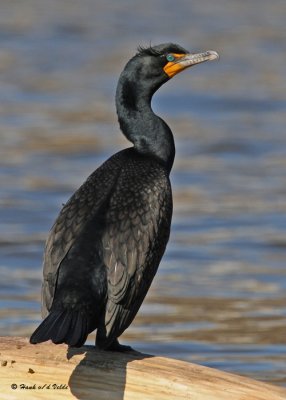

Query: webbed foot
left=104, top=339, right=135, bottom=352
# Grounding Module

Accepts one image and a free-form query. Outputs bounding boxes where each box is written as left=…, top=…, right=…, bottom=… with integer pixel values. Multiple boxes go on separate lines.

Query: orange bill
left=164, top=50, right=219, bottom=78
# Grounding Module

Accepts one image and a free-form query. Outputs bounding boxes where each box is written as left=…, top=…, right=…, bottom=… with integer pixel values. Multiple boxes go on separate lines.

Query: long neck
left=115, top=72, right=175, bottom=172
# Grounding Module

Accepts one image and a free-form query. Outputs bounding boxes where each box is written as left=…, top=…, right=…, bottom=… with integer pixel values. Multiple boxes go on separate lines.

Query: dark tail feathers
left=30, top=309, right=89, bottom=347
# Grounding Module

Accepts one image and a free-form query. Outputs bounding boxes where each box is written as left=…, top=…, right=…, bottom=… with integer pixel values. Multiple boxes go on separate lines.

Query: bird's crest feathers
left=136, top=43, right=188, bottom=58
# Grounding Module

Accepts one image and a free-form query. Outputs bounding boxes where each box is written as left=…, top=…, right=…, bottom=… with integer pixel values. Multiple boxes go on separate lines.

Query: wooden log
left=0, top=337, right=285, bottom=400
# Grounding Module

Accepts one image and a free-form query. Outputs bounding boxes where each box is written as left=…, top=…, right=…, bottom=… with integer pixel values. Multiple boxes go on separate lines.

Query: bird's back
left=36, top=148, right=172, bottom=348
left=98, top=149, right=173, bottom=346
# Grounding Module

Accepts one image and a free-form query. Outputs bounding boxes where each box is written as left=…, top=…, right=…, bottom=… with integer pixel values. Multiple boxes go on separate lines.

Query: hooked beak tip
left=206, top=50, right=219, bottom=61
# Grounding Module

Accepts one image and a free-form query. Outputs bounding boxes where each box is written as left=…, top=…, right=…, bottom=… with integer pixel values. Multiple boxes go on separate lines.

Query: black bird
left=30, top=43, right=218, bottom=351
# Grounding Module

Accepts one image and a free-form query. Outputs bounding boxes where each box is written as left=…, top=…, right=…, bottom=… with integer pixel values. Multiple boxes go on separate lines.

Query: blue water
left=0, top=0, right=285, bottom=388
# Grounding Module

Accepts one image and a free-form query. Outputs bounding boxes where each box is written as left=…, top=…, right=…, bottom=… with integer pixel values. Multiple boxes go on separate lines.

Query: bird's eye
left=166, top=54, right=175, bottom=62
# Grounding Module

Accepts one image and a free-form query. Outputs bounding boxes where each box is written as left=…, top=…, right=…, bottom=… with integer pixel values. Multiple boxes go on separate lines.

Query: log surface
left=0, top=337, right=285, bottom=400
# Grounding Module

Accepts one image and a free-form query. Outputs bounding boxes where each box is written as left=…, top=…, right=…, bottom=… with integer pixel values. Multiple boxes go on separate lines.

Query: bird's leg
left=96, top=327, right=135, bottom=352
left=105, top=339, right=135, bottom=352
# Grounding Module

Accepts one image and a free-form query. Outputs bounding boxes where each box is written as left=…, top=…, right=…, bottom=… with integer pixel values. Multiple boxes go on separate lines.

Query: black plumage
left=30, top=43, right=218, bottom=350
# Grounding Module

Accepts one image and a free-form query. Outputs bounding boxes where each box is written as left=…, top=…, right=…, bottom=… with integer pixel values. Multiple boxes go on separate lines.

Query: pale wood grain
left=0, top=337, right=285, bottom=400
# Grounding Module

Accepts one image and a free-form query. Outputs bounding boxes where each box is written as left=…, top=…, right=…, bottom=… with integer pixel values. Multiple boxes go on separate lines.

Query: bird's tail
left=30, top=309, right=89, bottom=347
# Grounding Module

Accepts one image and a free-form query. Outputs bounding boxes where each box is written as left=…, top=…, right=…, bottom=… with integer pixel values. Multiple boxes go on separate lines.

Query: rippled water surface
left=0, top=0, right=286, bottom=387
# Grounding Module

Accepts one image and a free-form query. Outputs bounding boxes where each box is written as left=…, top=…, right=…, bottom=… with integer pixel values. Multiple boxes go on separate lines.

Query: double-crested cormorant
left=30, top=43, right=218, bottom=351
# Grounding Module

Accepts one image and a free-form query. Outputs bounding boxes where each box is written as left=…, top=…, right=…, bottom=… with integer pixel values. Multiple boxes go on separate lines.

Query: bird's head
left=116, top=43, right=219, bottom=168
left=122, top=43, right=219, bottom=94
